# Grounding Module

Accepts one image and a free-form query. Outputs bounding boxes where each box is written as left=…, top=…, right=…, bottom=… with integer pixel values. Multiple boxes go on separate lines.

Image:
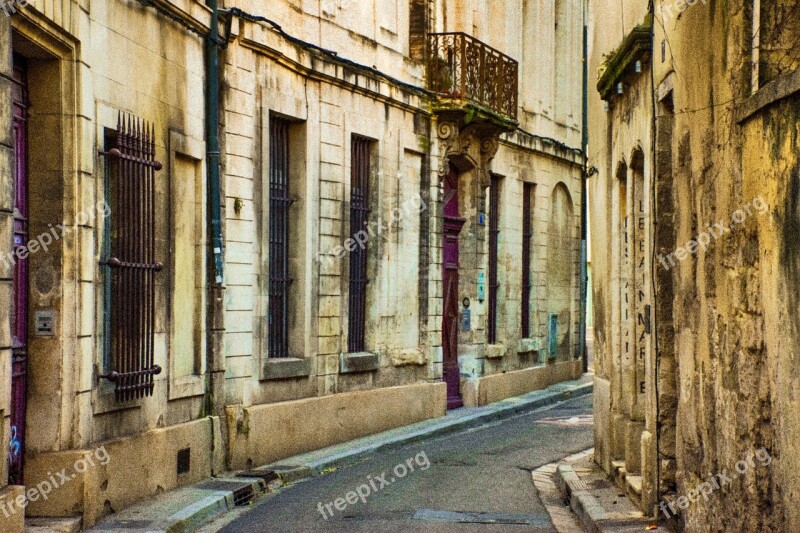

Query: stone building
left=590, top=0, right=800, bottom=530
left=588, top=4, right=658, bottom=514
left=0, top=0, right=585, bottom=529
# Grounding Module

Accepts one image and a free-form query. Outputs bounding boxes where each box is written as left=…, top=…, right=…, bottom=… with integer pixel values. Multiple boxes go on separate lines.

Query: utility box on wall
left=548, top=314, right=558, bottom=358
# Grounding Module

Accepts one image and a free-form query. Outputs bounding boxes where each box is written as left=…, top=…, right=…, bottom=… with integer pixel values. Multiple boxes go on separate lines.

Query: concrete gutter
left=85, top=376, right=592, bottom=532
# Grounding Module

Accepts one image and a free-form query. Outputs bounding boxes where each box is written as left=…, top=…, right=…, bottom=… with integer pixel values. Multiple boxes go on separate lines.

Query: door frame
left=442, top=164, right=465, bottom=410
left=9, top=53, right=29, bottom=486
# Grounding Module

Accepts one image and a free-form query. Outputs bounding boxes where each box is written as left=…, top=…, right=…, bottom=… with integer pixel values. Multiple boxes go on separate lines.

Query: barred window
left=488, top=174, right=501, bottom=344
left=348, top=136, right=372, bottom=353
left=521, top=183, right=534, bottom=338
left=100, top=113, right=163, bottom=402
left=268, top=116, right=293, bottom=359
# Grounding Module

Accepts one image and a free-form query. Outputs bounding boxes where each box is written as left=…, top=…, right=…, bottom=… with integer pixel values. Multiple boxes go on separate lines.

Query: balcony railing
left=427, top=32, right=518, bottom=121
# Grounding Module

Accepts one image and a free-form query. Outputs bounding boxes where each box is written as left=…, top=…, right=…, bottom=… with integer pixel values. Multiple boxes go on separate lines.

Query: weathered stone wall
left=594, top=0, right=800, bottom=529
left=652, top=1, right=788, bottom=530
left=0, top=11, right=15, bottom=528
left=588, top=0, right=657, bottom=513
left=6, top=0, right=213, bottom=528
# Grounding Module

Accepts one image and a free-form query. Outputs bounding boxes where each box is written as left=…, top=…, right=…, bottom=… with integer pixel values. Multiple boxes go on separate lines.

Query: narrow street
left=211, top=395, right=592, bottom=533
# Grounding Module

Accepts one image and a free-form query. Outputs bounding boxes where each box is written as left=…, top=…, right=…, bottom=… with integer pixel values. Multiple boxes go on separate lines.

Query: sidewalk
left=77, top=375, right=593, bottom=533
left=534, top=448, right=668, bottom=533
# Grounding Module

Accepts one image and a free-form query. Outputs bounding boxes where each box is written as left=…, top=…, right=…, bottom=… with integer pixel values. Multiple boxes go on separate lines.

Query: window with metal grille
left=100, top=113, right=163, bottom=402
left=521, top=183, right=533, bottom=338
left=488, top=175, right=501, bottom=344
left=269, top=117, right=293, bottom=359
left=348, top=136, right=371, bottom=353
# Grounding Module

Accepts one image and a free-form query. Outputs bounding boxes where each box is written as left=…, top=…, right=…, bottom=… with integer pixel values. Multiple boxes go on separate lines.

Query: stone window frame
left=167, top=130, right=208, bottom=401
left=260, top=111, right=311, bottom=381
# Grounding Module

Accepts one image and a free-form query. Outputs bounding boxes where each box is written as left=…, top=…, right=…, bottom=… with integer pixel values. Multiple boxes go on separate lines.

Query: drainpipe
left=207, top=0, right=223, bottom=286
left=205, top=0, right=224, bottom=416
left=579, top=0, right=589, bottom=373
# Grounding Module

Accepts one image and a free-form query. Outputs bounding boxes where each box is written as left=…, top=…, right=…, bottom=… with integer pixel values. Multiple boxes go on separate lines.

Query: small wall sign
left=477, top=272, right=486, bottom=302
left=461, top=309, right=471, bottom=331
left=35, top=309, right=55, bottom=337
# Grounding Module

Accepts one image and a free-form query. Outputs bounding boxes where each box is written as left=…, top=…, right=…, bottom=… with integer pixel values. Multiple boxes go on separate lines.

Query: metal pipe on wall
left=579, top=0, right=589, bottom=373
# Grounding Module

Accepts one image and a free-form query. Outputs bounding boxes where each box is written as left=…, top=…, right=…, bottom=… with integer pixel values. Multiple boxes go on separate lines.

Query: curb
left=263, top=380, right=593, bottom=480
left=555, top=463, right=607, bottom=533
left=161, top=478, right=264, bottom=533
left=88, top=379, right=592, bottom=533
left=85, top=478, right=265, bottom=533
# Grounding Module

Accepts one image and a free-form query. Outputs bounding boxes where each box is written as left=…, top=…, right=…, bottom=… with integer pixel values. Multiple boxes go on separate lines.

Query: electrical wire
left=133, top=1, right=587, bottom=160
left=224, top=7, right=433, bottom=98
left=514, top=127, right=585, bottom=157
left=134, top=0, right=224, bottom=44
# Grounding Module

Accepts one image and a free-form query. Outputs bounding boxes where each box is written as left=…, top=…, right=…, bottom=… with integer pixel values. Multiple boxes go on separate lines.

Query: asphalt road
left=214, top=394, right=593, bottom=533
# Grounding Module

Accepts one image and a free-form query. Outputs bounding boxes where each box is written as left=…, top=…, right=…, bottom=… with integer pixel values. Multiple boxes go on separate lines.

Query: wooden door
left=442, top=165, right=465, bottom=409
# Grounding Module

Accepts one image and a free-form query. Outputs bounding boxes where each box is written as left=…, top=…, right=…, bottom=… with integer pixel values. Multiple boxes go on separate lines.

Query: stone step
left=626, top=475, right=643, bottom=511
left=611, top=460, right=627, bottom=491
left=25, top=516, right=82, bottom=533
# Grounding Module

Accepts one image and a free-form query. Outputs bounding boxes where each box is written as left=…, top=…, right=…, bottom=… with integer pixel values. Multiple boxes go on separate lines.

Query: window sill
left=485, top=344, right=506, bottom=359
left=516, top=338, right=541, bottom=354
left=263, top=358, right=311, bottom=380
left=736, top=68, right=800, bottom=124
left=339, top=352, right=380, bottom=374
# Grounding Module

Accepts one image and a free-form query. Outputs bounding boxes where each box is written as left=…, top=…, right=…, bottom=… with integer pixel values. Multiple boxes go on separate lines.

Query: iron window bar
left=348, top=137, right=371, bottom=353
left=268, top=117, right=294, bottom=359
left=521, top=183, right=533, bottom=339
left=98, top=113, right=163, bottom=402
left=488, top=175, right=500, bottom=345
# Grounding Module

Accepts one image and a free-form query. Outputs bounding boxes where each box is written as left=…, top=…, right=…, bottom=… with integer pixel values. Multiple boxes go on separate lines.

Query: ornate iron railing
left=427, top=32, right=518, bottom=120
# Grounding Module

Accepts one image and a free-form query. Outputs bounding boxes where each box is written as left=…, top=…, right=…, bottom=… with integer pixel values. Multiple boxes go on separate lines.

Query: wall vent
left=177, top=448, right=191, bottom=475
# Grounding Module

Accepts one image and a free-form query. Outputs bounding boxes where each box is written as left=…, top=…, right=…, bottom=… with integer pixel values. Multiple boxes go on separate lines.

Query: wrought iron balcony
left=427, top=32, right=519, bottom=122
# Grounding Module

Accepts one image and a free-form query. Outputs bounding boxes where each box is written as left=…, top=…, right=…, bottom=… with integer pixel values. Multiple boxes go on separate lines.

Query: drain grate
left=195, top=480, right=258, bottom=507
left=232, top=485, right=255, bottom=507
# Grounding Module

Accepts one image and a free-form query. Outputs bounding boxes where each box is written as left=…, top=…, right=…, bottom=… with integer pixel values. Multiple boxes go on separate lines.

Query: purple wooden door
left=442, top=165, right=465, bottom=410
left=9, top=56, right=28, bottom=486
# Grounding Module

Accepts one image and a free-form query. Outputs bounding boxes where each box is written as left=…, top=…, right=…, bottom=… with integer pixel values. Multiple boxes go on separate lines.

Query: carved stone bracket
left=436, top=117, right=502, bottom=189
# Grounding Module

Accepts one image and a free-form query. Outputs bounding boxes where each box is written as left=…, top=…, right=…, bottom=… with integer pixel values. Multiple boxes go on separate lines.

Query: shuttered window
left=488, top=175, right=500, bottom=344
left=521, top=183, right=533, bottom=338
left=101, top=113, right=163, bottom=402
left=269, top=117, right=293, bottom=359
left=348, top=137, right=371, bottom=353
